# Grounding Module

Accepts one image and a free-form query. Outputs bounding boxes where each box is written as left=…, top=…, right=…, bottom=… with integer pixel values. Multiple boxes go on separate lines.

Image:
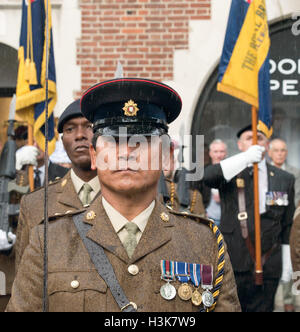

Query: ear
left=162, top=143, right=175, bottom=171
left=237, top=139, right=243, bottom=152
left=89, top=144, right=97, bottom=170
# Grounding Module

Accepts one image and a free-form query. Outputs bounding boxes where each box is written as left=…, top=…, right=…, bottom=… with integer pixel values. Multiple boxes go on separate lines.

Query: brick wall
left=76, top=0, right=211, bottom=95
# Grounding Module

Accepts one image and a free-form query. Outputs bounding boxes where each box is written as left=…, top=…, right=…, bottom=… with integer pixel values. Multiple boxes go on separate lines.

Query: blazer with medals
left=204, top=162, right=295, bottom=279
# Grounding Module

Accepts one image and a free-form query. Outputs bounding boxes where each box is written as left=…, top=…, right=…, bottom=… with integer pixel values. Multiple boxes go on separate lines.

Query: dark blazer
left=204, top=162, right=295, bottom=279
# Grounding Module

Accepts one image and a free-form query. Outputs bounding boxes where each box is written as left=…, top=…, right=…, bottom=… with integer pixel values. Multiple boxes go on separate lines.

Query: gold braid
left=189, top=189, right=197, bottom=213
left=170, top=181, right=175, bottom=209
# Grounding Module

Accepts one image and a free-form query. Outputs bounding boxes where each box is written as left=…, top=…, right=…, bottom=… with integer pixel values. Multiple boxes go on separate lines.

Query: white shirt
left=34, top=161, right=50, bottom=186
left=258, top=158, right=268, bottom=214
left=102, top=197, right=155, bottom=245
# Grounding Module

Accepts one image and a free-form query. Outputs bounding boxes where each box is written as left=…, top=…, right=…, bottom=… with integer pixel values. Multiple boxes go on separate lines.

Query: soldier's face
left=90, top=135, right=167, bottom=196
left=62, top=117, right=93, bottom=170
left=238, top=130, right=269, bottom=154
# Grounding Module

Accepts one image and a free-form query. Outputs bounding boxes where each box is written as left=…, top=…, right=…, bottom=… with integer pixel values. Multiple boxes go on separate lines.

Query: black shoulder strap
left=72, top=212, right=137, bottom=312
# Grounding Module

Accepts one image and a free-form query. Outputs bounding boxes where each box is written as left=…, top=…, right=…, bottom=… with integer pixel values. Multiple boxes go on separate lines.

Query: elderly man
left=204, top=139, right=228, bottom=226
left=7, top=78, right=240, bottom=312
left=204, top=125, right=295, bottom=312
left=268, top=138, right=300, bottom=311
left=268, top=138, right=300, bottom=206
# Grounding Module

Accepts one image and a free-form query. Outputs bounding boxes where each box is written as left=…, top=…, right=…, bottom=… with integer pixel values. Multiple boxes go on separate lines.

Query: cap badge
left=86, top=211, right=96, bottom=221
left=123, top=100, right=139, bottom=117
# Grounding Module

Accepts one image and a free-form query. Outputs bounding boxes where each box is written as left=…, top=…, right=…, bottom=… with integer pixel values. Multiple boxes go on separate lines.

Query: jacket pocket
left=48, top=271, right=107, bottom=312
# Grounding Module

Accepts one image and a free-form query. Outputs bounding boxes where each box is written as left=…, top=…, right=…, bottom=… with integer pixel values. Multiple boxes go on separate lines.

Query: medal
left=178, top=283, right=193, bottom=301
left=202, top=290, right=214, bottom=308
left=189, top=263, right=202, bottom=306
left=160, top=282, right=176, bottom=300
left=201, top=264, right=214, bottom=309
left=283, top=193, right=289, bottom=206
left=191, top=289, right=202, bottom=306
left=175, top=261, right=193, bottom=301
left=160, top=260, right=176, bottom=300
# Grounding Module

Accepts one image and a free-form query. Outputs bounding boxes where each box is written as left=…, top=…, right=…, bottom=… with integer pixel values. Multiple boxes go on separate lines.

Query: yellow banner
left=217, top=0, right=270, bottom=107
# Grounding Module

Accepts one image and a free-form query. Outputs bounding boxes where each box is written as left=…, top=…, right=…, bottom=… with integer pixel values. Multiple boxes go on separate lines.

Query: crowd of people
left=0, top=77, right=299, bottom=312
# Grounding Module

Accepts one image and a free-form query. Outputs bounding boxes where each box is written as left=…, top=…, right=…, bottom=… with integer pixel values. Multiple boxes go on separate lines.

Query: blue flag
left=217, top=0, right=272, bottom=138
left=16, top=0, right=57, bottom=154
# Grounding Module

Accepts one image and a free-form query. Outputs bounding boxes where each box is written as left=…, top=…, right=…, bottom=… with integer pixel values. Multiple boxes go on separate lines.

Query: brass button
left=128, top=264, right=139, bottom=276
left=71, top=280, right=80, bottom=289
left=160, top=212, right=169, bottom=222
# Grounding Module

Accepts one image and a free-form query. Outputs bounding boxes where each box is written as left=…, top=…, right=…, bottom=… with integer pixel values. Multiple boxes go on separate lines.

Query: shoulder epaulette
left=168, top=209, right=211, bottom=226
left=27, top=177, right=62, bottom=195
left=48, top=208, right=86, bottom=222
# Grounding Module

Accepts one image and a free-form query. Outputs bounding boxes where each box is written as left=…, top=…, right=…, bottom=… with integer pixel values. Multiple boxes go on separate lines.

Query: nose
left=118, top=142, right=138, bottom=160
left=75, top=125, right=87, bottom=140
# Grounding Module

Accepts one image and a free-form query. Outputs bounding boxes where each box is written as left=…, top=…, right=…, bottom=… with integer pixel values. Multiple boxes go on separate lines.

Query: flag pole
left=27, top=123, right=34, bottom=192
left=43, top=0, right=50, bottom=313
left=251, top=105, right=263, bottom=286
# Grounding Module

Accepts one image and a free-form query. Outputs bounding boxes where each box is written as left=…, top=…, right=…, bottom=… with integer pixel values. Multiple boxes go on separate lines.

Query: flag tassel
left=29, top=60, right=38, bottom=85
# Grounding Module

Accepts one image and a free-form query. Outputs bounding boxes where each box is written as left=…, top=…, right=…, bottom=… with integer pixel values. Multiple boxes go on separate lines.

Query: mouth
left=74, top=145, right=89, bottom=152
left=114, top=168, right=138, bottom=173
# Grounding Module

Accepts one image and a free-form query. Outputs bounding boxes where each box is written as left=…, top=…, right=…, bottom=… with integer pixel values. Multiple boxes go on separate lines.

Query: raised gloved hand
left=220, top=145, right=265, bottom=181
left=0, top=230, right=16, bottom=251
left=15, top=145, right=39, bottom=171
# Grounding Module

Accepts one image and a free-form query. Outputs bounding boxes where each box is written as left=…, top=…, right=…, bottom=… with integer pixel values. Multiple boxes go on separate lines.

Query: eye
left=64, top=126, right=74, bottom=133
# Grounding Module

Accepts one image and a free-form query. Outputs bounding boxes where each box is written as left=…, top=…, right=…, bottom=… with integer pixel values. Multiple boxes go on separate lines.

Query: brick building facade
left=76, top=0, right=211, bottom=96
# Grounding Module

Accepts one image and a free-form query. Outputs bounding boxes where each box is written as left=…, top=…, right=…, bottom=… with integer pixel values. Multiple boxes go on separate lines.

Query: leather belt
left=236, top=177, right=276, bottom=270
left=73, top=212, right=137, bottom=312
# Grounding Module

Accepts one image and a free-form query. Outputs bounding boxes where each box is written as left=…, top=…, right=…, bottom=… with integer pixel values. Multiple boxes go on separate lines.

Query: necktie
left=82, top=183, right=93, bottom=206
left=34, top=169, right=42, bottom=189
left=123, top=222, right=139, bottom=258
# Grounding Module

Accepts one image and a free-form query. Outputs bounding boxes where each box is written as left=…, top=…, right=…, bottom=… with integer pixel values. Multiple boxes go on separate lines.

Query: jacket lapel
left=84, top=198, right=129, bottom=263
left=56, top=171, right=83, bottom=209
left=130, top=202, right=173, bottom=263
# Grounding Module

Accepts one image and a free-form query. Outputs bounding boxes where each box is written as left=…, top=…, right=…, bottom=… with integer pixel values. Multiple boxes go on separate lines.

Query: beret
left=57, top=99, right=83, bottom=134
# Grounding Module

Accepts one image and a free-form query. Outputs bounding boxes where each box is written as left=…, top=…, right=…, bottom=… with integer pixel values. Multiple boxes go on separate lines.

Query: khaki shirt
left=70, top=169, right=101, bottom=205
left=102, top=197, right=154, bottom=245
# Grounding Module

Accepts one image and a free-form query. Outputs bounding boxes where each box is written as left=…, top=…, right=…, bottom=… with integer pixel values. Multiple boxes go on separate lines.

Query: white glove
left=281, top=244, right=293, bottom=283
left=220, top=145, right=265, bottom=181
left=0, top=230, right=16, bottom=251
left=15, top=145, right=39, bottom=171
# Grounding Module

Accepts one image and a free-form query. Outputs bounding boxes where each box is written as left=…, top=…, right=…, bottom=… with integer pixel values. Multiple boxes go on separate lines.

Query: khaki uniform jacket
left=290, top=203, right=300, bottom=273
left=15, top=170, right=88, bottom=270
left=7, top=198, right=241, bottom=312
